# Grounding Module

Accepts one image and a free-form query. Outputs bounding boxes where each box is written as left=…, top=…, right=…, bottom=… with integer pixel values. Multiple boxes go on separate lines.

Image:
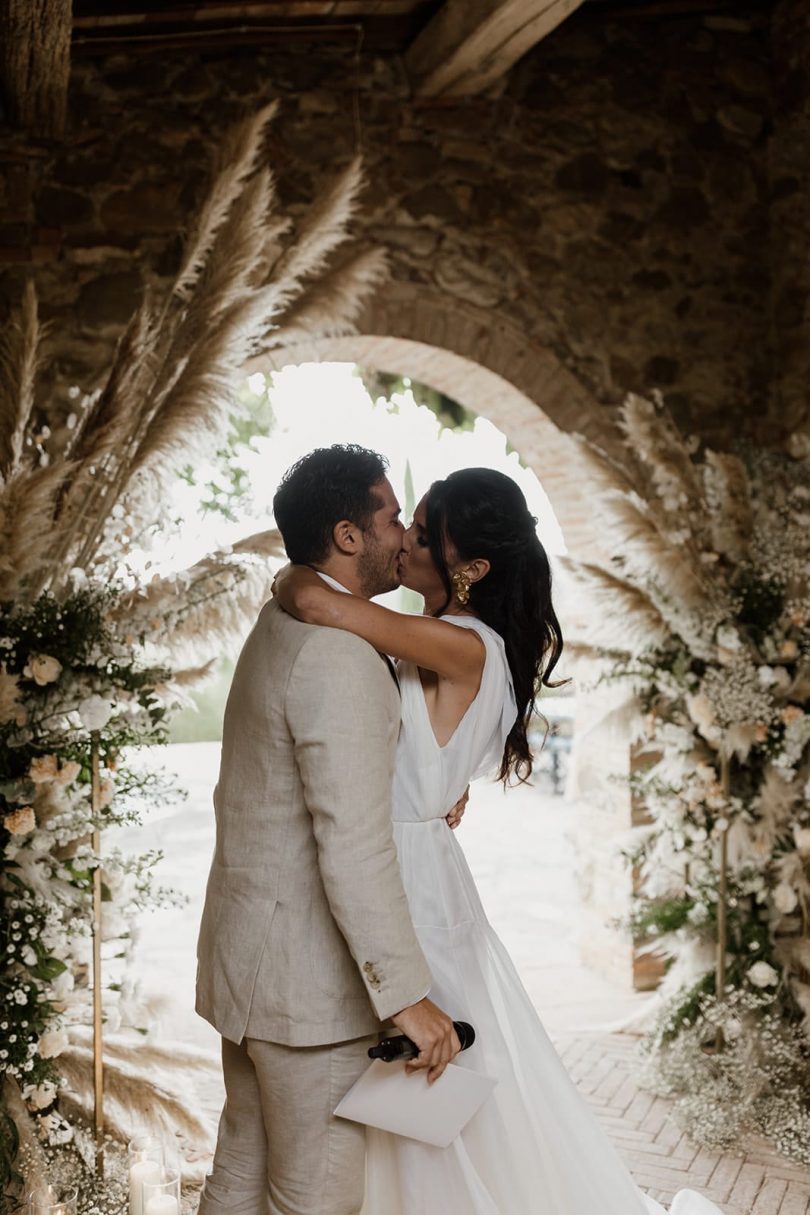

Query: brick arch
left=251, top=282, right=612, bottom=561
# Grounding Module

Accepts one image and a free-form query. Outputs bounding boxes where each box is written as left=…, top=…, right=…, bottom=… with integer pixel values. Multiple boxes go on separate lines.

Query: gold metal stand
left=90, top=734, right=104, bottom=1176
left=714, top=753, right=731, bottom=1051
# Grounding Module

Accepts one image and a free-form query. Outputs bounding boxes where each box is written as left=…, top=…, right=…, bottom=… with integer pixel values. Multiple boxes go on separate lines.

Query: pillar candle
left=129, top=1159, right=161, bottom=1215
left=144, top=1197, right=179, bottom=1215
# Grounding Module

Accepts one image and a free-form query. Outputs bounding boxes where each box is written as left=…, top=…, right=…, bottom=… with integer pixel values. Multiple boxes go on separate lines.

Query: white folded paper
left=334, top=1058, right=497, bottom=1148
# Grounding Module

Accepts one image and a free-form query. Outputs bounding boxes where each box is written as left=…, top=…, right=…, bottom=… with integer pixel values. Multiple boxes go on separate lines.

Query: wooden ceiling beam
left=406, top=0, right=585, bottom=97
left=0, top=0, right=72, bottom=138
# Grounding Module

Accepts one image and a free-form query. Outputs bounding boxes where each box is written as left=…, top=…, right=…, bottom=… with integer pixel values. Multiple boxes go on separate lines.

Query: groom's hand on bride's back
left=391, top=997, right=461, bottom=1085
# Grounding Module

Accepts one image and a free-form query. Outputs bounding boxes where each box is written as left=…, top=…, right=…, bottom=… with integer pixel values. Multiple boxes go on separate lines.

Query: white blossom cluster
left=636, top=988, right=810, bottom=1165
left=588, top=429, right=810, bottom=1159
left=1, top=585, right=184, bottom=1166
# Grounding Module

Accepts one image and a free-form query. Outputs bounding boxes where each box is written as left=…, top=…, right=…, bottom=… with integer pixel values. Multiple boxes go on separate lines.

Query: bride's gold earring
left=451, top=570, right=471, bottom=606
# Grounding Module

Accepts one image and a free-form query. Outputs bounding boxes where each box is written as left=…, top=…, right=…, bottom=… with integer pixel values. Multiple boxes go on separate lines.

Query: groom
left=196, top=444, right=459, bottom=1215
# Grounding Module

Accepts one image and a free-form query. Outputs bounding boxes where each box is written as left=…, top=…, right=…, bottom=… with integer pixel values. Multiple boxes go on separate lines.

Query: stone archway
left=252, top=282, right=612, bottom=566
left=250, top=283, right=643, bottom=991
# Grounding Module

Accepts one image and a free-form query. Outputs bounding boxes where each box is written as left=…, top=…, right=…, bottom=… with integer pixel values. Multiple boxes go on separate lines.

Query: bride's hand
left=445, top=786, right=470, bottom=830
left=271, top=563, right=325, bottom=621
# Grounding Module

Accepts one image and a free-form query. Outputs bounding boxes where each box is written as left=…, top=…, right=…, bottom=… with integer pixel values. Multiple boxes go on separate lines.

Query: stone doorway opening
left=252, top=298, right=648, bottom=996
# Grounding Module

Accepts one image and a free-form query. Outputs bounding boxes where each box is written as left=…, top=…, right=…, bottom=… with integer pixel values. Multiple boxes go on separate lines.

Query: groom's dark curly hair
left=273, top=444, right=389, bottom=564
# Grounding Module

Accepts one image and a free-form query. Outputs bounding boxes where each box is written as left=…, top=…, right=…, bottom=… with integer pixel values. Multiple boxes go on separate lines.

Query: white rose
left=22, top=1079, right=58, bottom=1110
left=747, top=960, right=779, bottom=988
left=23, top=654, right=63, bottom=686
left=101, top=907, right=129, bottom=941
left=29, top=754, right=59, bottom=783
left=50, top=970, right=75, bottom=1002
left=54, top=760, right=81, bottom=787
left=684, top=694, right=714, bottom=729
left=793, top=826, right=810, bottom=855
left=69, top=934, right=92, bottom=966
left=78, top=695, right=113, bottom=732
left=101, top=863, right=125, bottom=892
left=757, top=665, right=776, bottom=687
left=724, top=1016, right=743, bottom=1040
left=4, top=806, right=36, bottom=835
left=37, top=1029, right=69, bottom=1059
left=21, top=945, right=37, bottom=967
left=773, top=882, right=798, bottom=914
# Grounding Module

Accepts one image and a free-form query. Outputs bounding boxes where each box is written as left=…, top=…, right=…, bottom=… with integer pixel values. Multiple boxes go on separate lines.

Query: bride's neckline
left=414, top=616, right=490, bottom=750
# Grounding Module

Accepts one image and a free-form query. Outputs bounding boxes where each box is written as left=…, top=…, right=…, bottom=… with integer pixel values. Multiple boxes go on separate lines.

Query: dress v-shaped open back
left=361, top=615, right=723, bottom=1215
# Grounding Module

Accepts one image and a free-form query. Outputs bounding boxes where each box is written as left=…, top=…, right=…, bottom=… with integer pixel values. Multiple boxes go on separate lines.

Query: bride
left=273, top=467, right=722, bottom=1215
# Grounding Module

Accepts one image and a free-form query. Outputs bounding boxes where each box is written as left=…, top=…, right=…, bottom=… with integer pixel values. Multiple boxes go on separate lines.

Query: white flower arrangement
left=0, top=584, right=187, bottom=1191
left=562, top=394, right=810, bottom=1162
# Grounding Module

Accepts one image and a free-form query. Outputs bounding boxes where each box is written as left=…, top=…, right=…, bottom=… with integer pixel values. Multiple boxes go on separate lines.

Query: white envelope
left=334, top=1058, right=497, bottom=1148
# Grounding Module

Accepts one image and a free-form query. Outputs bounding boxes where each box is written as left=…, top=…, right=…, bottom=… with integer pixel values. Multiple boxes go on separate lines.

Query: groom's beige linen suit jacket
left=195, top=597, right=431, bottom=1047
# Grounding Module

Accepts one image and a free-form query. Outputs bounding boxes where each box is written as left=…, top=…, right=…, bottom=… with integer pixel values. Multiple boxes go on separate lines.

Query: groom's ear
left=332, top=518, right=360, bottom=556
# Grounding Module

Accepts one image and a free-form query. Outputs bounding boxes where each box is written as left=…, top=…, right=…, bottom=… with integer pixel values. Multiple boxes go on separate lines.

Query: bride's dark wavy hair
left=425, top=468, right=568, bottom=784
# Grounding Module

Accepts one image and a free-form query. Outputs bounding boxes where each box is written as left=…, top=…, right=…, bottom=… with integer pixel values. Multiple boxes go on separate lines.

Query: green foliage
left=168, top=659, right=233, bottom=743
left=357, top=369, right=476, bottom=434
left=627, top=896, right=693, bottom=938
left=178, top=376, right=276, bottom=520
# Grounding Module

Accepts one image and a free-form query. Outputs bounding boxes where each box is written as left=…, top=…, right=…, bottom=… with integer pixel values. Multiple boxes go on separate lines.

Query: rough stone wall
left=768, top=2, right=810, bottom=439
left=0, top=2, right=797, bottom=448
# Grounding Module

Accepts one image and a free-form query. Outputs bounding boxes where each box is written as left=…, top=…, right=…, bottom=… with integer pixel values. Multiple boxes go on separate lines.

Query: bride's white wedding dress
left=362, top=615, right=724, bottom=1215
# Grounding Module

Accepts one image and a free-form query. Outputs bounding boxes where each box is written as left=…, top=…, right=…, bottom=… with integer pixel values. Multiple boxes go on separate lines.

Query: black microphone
left=368, top=1020, right=475, bottom=1062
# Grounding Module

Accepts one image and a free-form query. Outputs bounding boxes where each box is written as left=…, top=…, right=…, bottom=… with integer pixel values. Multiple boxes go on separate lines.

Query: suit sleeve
left=285, top=629, right=432, bottom=1021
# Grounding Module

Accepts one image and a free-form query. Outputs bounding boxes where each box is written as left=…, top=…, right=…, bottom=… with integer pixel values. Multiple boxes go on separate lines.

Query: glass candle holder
left=127, top=1135, right=163, bottom=1215
left=28, top=1184, right=78, bottom=1214
left=142, top=1165, right=181, bottom=1215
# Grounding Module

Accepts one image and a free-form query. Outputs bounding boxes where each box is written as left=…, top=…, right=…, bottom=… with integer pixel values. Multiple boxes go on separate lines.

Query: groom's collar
left=315, top=571, right=399, bottom=693
left=316, top=571, right=352, bottom=595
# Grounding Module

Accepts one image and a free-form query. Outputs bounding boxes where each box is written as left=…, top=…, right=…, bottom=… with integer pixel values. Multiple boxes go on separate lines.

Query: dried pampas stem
left=10, top=101, right=386, bottom=599
left=619, top=393, right=704, bottom=516
left=558, top=557, right=670, bottom=656
left=267, top=248, right=389, bottom=348
left=0, top=278, right=41, bottom=478
left=270, top=156, right=364, bottom=289
left=703, top=450, right=753, bottom=562
left=231, top=527, right=284, bottom=557
left=174, top=100, right=280, bottom=302
left=58, top=1043, right=216, bottom=1152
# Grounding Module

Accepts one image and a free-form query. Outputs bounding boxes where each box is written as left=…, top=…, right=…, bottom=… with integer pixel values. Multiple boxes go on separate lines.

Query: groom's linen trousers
left=195, top=602, right=432, bottom=1214
left=198, top=1035, right=378, bottom=1215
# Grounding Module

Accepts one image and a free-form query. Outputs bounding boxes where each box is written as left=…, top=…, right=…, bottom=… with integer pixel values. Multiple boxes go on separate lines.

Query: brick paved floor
left=554, top=1031, right=810, bottom=1215
left=127, top=745, right=809, bottom=1214
left=187, top=1028, right=810, bottom=1214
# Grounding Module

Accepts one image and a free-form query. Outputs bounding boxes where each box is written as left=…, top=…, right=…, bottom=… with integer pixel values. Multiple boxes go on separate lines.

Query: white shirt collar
left=316, top=571, right=352, bottom=595
left=316, top=570, right=399, bottom=688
